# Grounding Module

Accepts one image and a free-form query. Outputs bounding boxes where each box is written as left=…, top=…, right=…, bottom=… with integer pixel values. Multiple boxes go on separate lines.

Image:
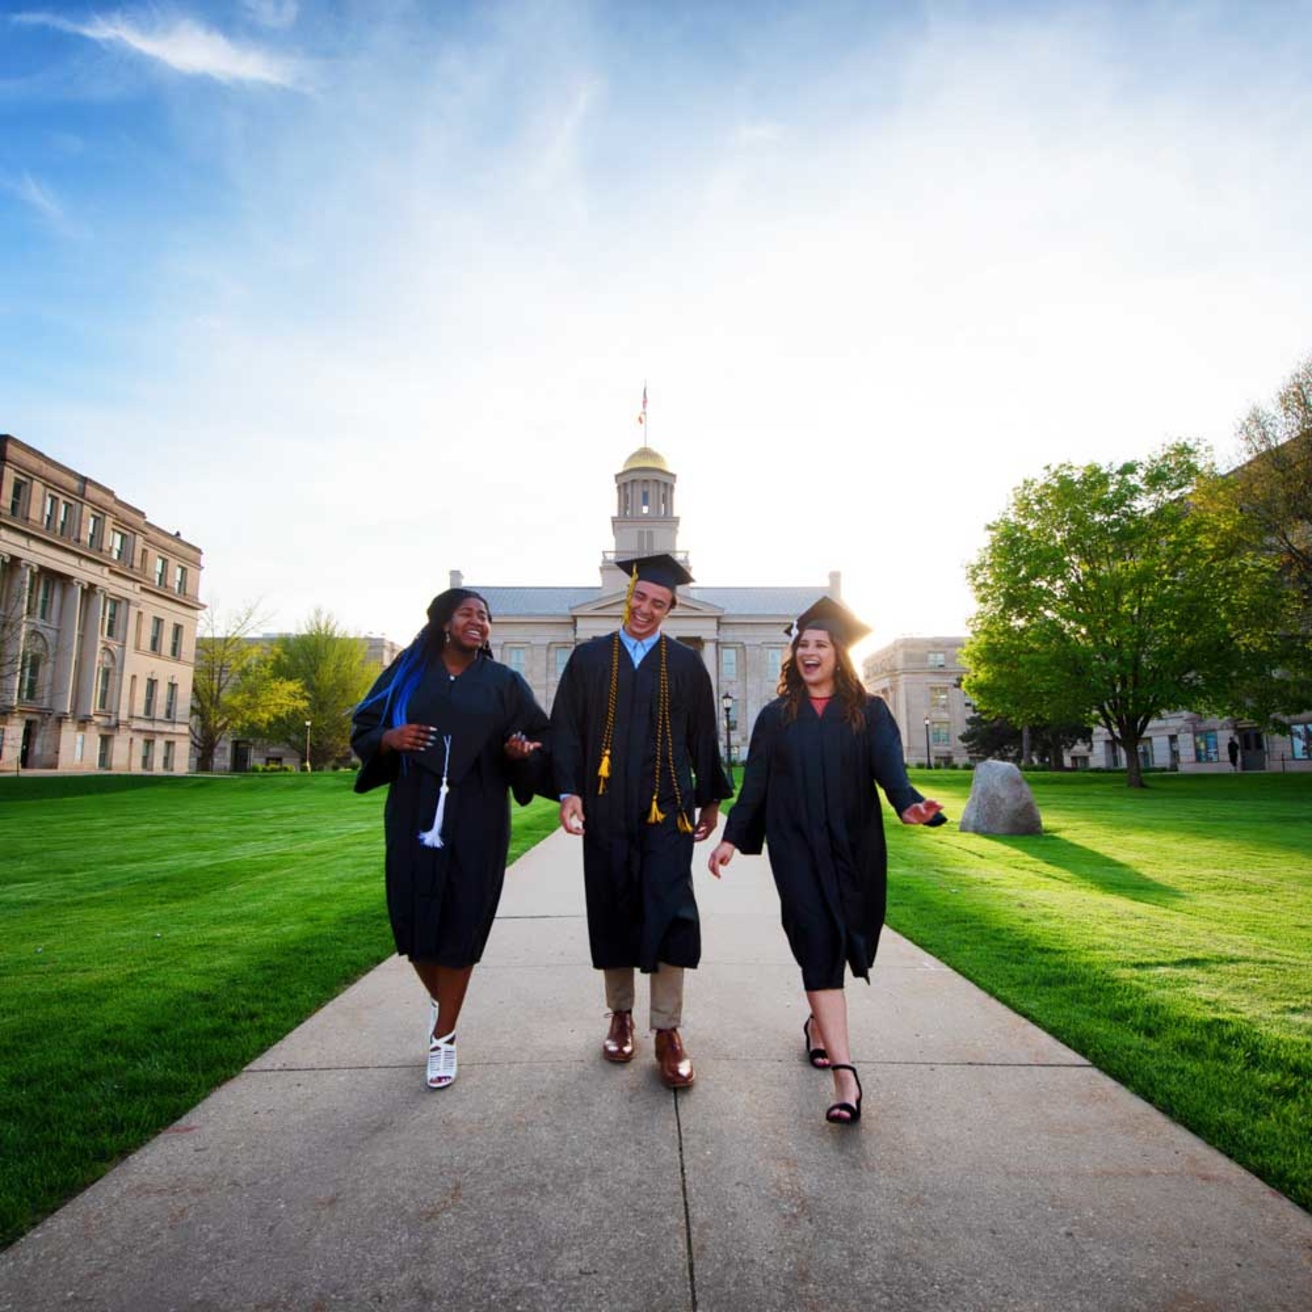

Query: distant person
left=351, top=588, right=549, bottom=1090
left=1228, top=736, right=1240, bottom=771
left=708, top=597, right=945, bottom=1126
left=551, top=554, right=732, bottom=1088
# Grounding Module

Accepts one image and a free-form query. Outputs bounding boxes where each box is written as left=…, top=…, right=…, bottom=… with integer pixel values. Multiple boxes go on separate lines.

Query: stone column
left=50, top=579, right=84, bottom=716
left=2, top=561, right=32, bottom=707
left=74, top=589, right=105, bottom=718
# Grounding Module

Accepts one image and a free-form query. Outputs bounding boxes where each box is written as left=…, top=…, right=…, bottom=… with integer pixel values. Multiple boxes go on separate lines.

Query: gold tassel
left=676, top=811, right=694, bottom=834
left=598, top=748, right=611, bottom=780
left=621, top=563, right=638, bottom=628
left=647, top=797, right=666, bottom=825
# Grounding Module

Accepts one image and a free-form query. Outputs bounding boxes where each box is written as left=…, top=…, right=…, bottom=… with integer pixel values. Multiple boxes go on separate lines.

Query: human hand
left=692, top=802, right=720, bottom=842
left=900, top=799, right=944, bottom=825
left=559, top=794, right=585, bottom=835
left=707, top=841, right=736, bottom=878
left=503, top=732, right=542, bottom=761
left=382, top=724, right=437, bottom=754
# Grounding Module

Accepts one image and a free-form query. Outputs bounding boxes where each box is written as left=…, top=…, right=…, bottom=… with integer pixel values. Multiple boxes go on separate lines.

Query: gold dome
left=621, top=444, right=669, bottom=472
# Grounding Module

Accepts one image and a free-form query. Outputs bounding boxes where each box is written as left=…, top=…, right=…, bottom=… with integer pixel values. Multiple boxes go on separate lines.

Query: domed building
left=449, top=441, right=841, bottom=764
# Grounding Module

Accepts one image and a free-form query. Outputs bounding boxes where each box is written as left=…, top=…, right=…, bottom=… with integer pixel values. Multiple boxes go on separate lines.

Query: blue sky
left=3, top=0, right=1310, bottom=648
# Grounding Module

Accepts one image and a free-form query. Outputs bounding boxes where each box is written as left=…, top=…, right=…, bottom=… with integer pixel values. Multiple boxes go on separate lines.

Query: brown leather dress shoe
left=603, top=1010, right=635, bottom=1063
left=654, top=1028, right=695, bottom=1088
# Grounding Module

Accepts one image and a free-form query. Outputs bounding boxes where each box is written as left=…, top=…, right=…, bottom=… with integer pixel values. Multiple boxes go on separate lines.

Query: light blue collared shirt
left=618, top=627, right=661, bottom=667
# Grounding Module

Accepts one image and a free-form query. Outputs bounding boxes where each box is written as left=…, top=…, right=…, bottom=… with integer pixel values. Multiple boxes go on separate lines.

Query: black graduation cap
left=614, top=553, right=694, bottom=591
left=786, top=595, right=872, bottom=646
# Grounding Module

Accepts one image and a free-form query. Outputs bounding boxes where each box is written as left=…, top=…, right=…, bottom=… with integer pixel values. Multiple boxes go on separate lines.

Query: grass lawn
left=0, top=772, right=560, bottom=1249
left=882, top=769, right=1312, bottom=1212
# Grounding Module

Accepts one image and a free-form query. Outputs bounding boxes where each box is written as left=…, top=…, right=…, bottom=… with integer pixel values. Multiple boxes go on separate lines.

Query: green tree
left=268, top=610, right=375, bottom=769
left=962, top=443, right=1285, bottom=788
left=190, top=603, right=308, bottom=772
left=958, top=714, right=1090, bottom=768
left=1195, top=353, right=1312, bottom=714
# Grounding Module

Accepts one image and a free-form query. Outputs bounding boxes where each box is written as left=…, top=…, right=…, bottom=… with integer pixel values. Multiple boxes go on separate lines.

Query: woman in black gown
left=352, top=588, right=549, bottom=1089
left=708, top=597, right=943, bottom=1125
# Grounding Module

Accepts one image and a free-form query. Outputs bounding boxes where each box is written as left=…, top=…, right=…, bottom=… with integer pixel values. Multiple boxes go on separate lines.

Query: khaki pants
left=603, top=963, right=685, bottom=1030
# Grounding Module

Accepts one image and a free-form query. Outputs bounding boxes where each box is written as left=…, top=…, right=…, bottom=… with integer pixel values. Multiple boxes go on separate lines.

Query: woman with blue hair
left=352, top=588, right=550, bottom=1089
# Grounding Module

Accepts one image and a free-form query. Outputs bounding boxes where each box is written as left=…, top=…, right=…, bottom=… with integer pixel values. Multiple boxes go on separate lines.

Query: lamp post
left=304, top=719, right=312, bottom=773
left=721, top=692, right=735, bottom=789
left=923, top=715, right=932, bottom=769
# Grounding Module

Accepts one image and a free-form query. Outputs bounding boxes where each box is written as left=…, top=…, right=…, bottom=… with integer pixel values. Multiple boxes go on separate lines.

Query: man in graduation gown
left=552, top=554, right=732, bottom=1088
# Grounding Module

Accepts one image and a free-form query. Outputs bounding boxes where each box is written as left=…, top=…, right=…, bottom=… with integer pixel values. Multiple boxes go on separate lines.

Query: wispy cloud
left=12, top=10, right=312, bottom=90
left=1, top=170, right=76, bottom=234
left=243, top=0, right=299, bottom=30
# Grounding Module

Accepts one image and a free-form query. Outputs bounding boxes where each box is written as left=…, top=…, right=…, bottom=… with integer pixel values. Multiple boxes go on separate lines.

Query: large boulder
left=960, top=760, right=1043, bottom=835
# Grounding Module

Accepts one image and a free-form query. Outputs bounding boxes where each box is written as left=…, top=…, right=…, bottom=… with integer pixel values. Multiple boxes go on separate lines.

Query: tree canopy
left=962, top=442, right=1287, bottom=787
left=190, top=603, right=307, bottom=773
left=267, top=609, right=376, bottom=768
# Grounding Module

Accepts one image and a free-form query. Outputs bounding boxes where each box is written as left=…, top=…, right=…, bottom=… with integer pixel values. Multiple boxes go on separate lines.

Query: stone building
left=464, top=442, right=841, bottom=764
left=0, top=435, right=203, bottom=772
left=861, top=636, right=975, bottom=767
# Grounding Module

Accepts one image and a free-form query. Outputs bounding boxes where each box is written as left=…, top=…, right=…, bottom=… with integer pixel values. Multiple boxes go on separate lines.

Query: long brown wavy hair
left=778, top=632, right=869, bottom=730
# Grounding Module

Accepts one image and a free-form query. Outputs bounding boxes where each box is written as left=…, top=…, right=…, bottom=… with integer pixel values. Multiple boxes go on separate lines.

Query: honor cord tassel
left=418, top=735, right=453, bottom=848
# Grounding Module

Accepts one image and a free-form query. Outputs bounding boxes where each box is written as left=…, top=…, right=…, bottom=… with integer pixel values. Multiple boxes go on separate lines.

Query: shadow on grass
left=980, top=832, right=1186, bottom=905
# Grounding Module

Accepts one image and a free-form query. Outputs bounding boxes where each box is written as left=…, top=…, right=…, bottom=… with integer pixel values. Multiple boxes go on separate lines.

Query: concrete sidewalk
left=2, top=827, right=1310, bottom=1311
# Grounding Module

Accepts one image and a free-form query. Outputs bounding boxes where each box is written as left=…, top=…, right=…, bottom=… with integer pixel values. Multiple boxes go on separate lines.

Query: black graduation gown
left=351, top=654, right=550, bottom=965
left=551, top=632, right=732, bottom=973
left=723, top=695, right=925, bottom=990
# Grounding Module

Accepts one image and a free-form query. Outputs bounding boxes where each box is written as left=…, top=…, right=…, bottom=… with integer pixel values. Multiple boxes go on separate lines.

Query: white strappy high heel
left=426, top=999, right=457, bottom=1090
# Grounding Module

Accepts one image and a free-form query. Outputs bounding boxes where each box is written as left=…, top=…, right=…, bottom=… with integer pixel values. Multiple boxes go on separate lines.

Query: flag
left=638, top=383, right=647, bottom=425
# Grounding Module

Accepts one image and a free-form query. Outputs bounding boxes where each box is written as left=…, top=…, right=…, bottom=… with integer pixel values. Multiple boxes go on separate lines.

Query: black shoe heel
left=803, top=1015, right=830, bottom=1069
left=825, top=1063, right=863, bottom=1125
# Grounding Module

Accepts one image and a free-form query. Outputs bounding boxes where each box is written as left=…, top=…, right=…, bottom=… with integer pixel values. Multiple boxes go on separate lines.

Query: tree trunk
left=1119, top=725, right=1146, bottom=788
left=1021, top=724, right=1032, bottom=765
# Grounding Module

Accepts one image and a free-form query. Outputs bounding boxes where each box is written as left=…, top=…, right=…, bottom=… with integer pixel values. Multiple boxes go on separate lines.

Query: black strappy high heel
left=803, top=1015, right=830, bottom=1069
left=825, top=1064, right=863, bottom=1125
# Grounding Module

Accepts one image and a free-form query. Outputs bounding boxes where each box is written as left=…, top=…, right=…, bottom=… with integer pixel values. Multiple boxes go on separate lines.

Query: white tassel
left=418, top=735, right=453, bottom=848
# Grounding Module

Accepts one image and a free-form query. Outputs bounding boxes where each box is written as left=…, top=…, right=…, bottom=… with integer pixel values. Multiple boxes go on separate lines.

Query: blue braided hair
left=355, top=589, right=493, bottom=730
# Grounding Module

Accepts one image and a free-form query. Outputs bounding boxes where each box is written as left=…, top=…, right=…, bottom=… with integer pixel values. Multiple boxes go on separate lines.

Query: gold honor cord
left=598, top=565, right=640, bottom=795
left=649, top=635, right=693, bottom=833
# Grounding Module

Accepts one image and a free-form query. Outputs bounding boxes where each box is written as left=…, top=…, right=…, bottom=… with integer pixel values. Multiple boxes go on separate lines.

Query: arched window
left=97, top=648, right=117, bottom=713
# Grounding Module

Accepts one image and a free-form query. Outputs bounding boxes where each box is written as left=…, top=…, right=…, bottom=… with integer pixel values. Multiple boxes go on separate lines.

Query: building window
left=103, top=598, right=122, bottom=639
left=43, top=492, right=58, bottom=530
left=150, top=616, right=163, bottom=652
left=98, top=735, right=112, bottom=769
left=170, top=623, right=183, bottom=659
left=930, top=722, right=952, bottom=747
left=1289, top=724, right=1310, bottom=760
left=504, top=646, right=527, bottom=675
left=1138, top=739, right=1155, bottom=769
left=141, top=739, right=155, bottom=771
left=20, top=651, right=41, bottom=701
left=553, top=646, right=572, bottom=678
left=766, top=648, right=784, bottom=683
left=929, top=684, right=950, bottom=711
left=174, top=564, right=187, bottom=595
left=87, top=513, right=103, bottom=549
left=144, top=677, right=158, bottom=718
left=59, top=501, right=72, bottom=535
left=155, top=556, right=167, bottom=587
left=641, top=481, right=650, bottom=514
left=165, top=682, right=178, bottom=720
left=162, top=740, right=175, bottom=771
left=927, top=650, right=947, bottom=669
left=97, top=659, right=113, bottom=711
left=9, top=477, right=29, bottom=516
left=1193, top=731, right=1219, bottom=763
left=721, top=647, right=738, bottom=680
left=110, top=529, right=127, bottom=562
left=75, top=732, right=86, bottom=763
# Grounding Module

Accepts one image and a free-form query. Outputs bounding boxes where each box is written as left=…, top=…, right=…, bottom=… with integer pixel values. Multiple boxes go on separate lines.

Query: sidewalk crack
left=673, top=1088, right=698, bottom=1311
